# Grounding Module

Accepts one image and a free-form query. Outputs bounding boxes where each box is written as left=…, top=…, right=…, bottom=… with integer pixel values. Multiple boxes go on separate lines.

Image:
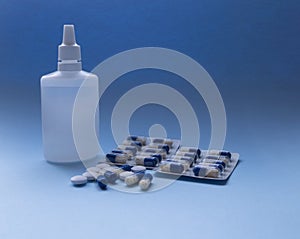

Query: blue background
left=1, top=0, right=299, bottom=238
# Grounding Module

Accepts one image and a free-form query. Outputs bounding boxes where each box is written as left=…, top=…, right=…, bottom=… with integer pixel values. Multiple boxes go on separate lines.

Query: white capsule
left=119, top=171, right=134, bottom=181
left=87, top=166, right=100, bottom=174
left=96, top=163, right=111, bottom=169
left=139, top=173, right=153, bottom=190
left=125, top=173, right=144, bottom=186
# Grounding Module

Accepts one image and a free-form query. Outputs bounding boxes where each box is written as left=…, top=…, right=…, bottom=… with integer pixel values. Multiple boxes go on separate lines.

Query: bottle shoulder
left=41, top=70, right=98, bottom=87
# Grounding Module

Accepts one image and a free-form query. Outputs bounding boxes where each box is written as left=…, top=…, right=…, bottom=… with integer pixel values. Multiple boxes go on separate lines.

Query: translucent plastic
left=41, top=70, right=99, bottom=163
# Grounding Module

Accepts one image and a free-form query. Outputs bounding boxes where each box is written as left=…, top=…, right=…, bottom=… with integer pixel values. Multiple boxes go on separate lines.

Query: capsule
left=125, top=172, right=145, bottom=186
left=97, top=176, right=108, bottom=190
left=165, top=159, right=189, bottom=171
left=151, top=138, right=173, bottom=148
left=111, top=149, right=134, bottom=157
left=206, top=150, right=231, bottom=159
left=122, top=140, right=142, bottom=149
left=139, top=173, right=153, bottom=190
left=138, top=153, right=162, bottom=163
left=148, top=143, right=170, bottom=154
left=106, top=153, right=128, bottom=164
left=201, top=158, right=227, bottom=168
left=205, top=155, right=230, bottom=164
left=104, top=171, right=118, bottom=184
left=127, top=135, right=147, bottom=145
left=120, top=164, right=133, bottom=171
left=198, top=163, right=224, bottom=172
left=160, top=162, right=185, bottom=174
left=178, top=147, right=201, bottom=158
left=193, top=165, right=220, bottom=178
left=175, top=151, right=197, bottom=162
left=142, top=148, right=167, bottom=159
left=117, top=145, right=137, bottom=155
left=170, top=156, right=194, bottom=167
left=135, top=156, right=158, bottom=167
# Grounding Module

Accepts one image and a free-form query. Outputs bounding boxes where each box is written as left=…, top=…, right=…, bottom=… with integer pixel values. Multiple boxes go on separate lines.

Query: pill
left=122, top=140, right=142, bottom=149
left=165, top=159, right=189, bottom=171
left=193, top=165, right=219, bottom=178
left=135, top=156, right=158, bottom=167
left=139, top=173, right=153, bottom=190
left=201, top=158, right=227, bottom=168
left=171, top=156, right=194, bottom=167
left=160, top=162, right=185, bottom=174
left=142, top=148, right=167, bottom=158
left=125, top=172, right=144, bottom=186
left=97, top=176, right=108, bottom=190
left=104, top=171, right=118, bottom=184
left=121, top=164, right=133, bottom=171
left=111, top=149, right=134, bottom=157
left=198, top=163, right=224, bottom=172
left=118, top=145, right=137, bottom=155
left=127, top=135, right=147, bottom=145
left=106, top=153, right=128, bottom=164
left=82, top=171, right=95, bottom=181
left=148, top=143, right=170, bottom=154
left=119, top=171, right=134, bottom=181
left=179, top=147, right=201, bottom=158
left=96, top=163, right=111, bottom=169
left=70, top=175, right=87, bottom=186
left=175, top=151, right=197, bottom=162
left=205, top=155, right=230, bottom=164
left=139, top=153, right=162, bottom=163
left=206, top=150, right=231, bottom=159
left=131, top=165, right=146, bottom=173
left=151, top=138, right=173, bottom=147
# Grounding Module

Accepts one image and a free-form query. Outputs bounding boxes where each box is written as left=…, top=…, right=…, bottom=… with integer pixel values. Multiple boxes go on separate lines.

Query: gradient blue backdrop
left=0, top=1, right=299, bottom=239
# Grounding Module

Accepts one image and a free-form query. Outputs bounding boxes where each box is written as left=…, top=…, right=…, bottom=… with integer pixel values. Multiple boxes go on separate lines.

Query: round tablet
left=71, top=175, right=87, bottom=186
left=119, top=171, right=134, bottom=181
left=131, top=166, right=146, bottom=173
left=82, top=171, right=95, bottom=181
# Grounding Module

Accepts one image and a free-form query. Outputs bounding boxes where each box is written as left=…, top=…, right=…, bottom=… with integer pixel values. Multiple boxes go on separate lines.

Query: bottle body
left=41, top=70, right=99, bottom=163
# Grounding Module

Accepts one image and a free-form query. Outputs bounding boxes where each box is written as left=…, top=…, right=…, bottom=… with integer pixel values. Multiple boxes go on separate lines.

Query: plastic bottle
left=40, top=25, right=99, bottom=163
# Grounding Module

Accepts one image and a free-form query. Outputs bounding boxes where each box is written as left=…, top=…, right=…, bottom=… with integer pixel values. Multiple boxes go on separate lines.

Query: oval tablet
left=131, top=166, right=146, bottom=173
left=71, top=175, right=87, bottom=186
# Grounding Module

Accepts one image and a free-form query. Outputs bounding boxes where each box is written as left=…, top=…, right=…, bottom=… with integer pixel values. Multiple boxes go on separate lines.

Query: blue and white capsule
left=193, top=165, right=220, bottom=178
left=175, top=151, right=197, bottom=162
left=142, top=147, right=167, bottom=159
left=148, top=143, right=170, bottom=154
left=178, top=147, right=201, bottom=158
left=151, top=138, right=173, bottom=148
left=139, top=173, right=153, bottom=190
left=170, top=156, right=194, bottom=167
left=117, top=145, right=138, bottom=155
left=160, top=162, right=185, bottom=174
left=206, top=150, right=232, bottom=159
left=122, top=140, right=143, bottom=149
left=138, top=152, right=163, bottom=163
left=127, top=135, right=147, bottom=145
left=106, top=153, right=128, bottom=164
left=135, top=156, right=158, bottom=167
left=201, top=158, right=228, bottom=167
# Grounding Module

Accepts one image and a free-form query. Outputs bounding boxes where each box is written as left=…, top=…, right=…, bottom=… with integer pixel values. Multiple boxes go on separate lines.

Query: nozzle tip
left=63, top=24, right=76, bottom=45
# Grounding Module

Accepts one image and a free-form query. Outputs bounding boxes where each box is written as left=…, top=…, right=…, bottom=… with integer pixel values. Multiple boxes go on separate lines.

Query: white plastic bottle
left=41, top=25, right=99, bottom=163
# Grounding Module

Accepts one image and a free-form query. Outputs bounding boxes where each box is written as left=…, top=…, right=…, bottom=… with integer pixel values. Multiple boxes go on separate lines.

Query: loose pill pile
left=70, top=135, right=239, bottom=191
